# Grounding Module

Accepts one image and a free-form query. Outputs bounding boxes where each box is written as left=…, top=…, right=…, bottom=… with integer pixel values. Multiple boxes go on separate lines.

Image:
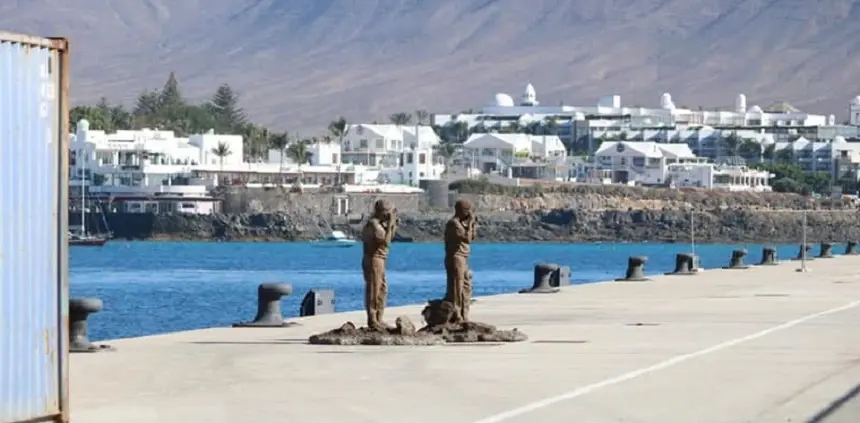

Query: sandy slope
left=2, top=0, right=859, bottom=130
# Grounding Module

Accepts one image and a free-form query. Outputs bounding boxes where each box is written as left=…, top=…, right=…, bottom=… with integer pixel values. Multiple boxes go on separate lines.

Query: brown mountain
left=3, top=0, right=860, bottom=131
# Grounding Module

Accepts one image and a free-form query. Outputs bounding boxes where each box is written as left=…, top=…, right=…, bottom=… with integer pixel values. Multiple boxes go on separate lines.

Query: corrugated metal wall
left=0, top=32, right=70, bottom=423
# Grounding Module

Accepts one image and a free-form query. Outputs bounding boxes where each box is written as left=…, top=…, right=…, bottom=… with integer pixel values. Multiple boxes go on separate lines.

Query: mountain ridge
left=2, top=0, right=860, bottom=131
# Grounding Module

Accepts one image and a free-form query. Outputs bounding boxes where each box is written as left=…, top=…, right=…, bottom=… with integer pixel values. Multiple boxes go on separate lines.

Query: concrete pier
left=71, top=257, right=860, bottom=423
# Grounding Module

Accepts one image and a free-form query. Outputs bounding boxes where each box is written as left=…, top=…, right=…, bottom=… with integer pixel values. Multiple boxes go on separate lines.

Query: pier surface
left=71, top=257, right=860, bottom=423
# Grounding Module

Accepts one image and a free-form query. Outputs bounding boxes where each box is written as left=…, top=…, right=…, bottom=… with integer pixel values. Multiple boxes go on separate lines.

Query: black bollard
left=616, top=256, right=649, bottom=281
left=233, top=283, right=298, bottom=327
left=817, top=242, right=834, bottom=258
left=723, top=249, right=749, bottom=269
left=69, top=297, right=113, bottom=353
left=846, top=241, right=857, bottom=255
left=791, top=244, right=814, bottom=261
left=520, top=263, right=562, bottom=293
left=758, top=247, right=778, bottom=265
left=665, top=253, right=697, bottom=275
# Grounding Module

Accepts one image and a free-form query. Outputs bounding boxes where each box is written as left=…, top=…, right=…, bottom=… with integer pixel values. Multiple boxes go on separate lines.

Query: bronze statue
left=362, top=199, right=397, bottom=330
left=444, top=199, right=477, bottom=322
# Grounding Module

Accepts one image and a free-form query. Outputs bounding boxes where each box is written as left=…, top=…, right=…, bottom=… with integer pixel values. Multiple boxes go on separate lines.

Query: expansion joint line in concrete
left=471, top=299, right=860, bottom=423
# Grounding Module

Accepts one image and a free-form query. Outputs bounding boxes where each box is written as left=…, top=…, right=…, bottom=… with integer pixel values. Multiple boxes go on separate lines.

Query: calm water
left=70, top=241, right=812, bottom=341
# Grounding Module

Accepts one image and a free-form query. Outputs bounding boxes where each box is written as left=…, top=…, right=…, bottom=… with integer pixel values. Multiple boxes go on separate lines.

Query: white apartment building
left=340, top=123, right=441, bottom=167
left=70, top=119, right=243, bottom=213
left=433, top=83, right=860, bottom=155
left=461, top=133, right=566, bottom=174
left=591, top=141, right=771, bottom=191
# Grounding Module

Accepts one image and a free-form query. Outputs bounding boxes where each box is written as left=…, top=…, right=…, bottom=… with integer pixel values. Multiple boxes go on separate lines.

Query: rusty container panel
left=0, top=32, right=70, bottom=423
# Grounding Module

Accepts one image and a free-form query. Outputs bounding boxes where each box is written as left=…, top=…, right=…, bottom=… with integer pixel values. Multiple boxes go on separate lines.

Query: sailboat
left=69, top=157, right=111, bottom=247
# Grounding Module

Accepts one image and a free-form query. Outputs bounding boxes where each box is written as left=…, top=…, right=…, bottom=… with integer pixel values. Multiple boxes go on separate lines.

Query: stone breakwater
left=92, top=185, right=860, bottom=243
left=103, top=205, right=860, bottom=244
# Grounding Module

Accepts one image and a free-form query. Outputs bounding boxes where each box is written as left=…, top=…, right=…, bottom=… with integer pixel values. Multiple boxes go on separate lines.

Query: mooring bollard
left=300, top=289, right=336, bottom=316
left=846, top=241, right=857, bottom=255
left=665, top=253, right=697, bottom=275
left=69, top=297, right=113, bottom=353
left=758, top=247, right=778, bottom=265
left=616, top=256, right=649, bottom=281
left=817, top=242, right=834, bottom=258
left=791, top=244, right=814, bottom=261
left=233, top=283, right=298, bottom=327
left=520, top=263, right=562, bottom=293
left=723, top=249, right=749, bottom=269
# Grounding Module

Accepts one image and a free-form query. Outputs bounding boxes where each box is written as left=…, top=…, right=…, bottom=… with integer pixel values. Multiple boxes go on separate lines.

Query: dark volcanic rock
left=419, top=299, right=527, bottom=343
left=308, top=319, right=444, bottom=346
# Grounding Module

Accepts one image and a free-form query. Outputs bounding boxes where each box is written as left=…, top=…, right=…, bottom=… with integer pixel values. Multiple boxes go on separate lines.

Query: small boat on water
left=69, top=231, right=109, bottom=247
left=313, top=230, right=357, bottom=248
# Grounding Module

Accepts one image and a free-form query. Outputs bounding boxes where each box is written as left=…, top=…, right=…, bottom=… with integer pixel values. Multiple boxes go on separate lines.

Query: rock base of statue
left=308, top=317, right=444, bottom=346
left=418, top=299, right=527, bottom=343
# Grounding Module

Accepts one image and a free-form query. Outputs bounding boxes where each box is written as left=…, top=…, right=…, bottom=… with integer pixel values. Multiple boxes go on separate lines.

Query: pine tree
left=159, top=72, right=184, bottom=110
left=208, top=83, right=246, bottom=132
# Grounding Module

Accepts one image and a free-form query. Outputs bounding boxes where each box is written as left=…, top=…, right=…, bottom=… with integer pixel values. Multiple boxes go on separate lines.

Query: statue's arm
left=385, top=215, right=398, bottom=243
left=448, top=219, right=467, bottom=241
left=469, top=218, right=478, bottom=241
left=364, top=219, right=387, bottom=244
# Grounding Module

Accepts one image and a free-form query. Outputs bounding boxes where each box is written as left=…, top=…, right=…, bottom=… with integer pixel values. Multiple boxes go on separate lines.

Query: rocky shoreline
left=87, top=183, right=860, bottom=244
left=101, top=207, right=860, bottom=244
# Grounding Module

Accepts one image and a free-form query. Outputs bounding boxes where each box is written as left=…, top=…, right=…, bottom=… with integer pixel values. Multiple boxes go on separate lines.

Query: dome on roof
left=748, top=105, right=763, bottom=114
left=833, top=135, right=847, bottom=144
left=852, top=96, right=860, bottom=106
left=491, top=93, right=515, bottom=107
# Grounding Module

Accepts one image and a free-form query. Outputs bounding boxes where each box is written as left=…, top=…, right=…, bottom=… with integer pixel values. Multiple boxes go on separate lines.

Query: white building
left=340, top=123, right=440, bottom=166
left=592, top=140, right=770, bottom=191
left=70, top=120, right=244, bottom=214
left=461, top=133, right=566, bottom=174
left=434, top=83, right=860, bottom=157
left=850, top=96, right=860, bottom=126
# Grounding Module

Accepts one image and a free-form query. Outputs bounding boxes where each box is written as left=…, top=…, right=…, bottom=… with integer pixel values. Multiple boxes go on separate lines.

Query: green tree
left=286, top=140, right=310, bottom=192
left=414, top=109, right=430, bottom=125
left=211, top=142, right=232, bottom=172
left=328, top=116, right=349, bottom=144
left=159, top=72, right=184, bottom=110
left=208, top=83, right=246, bottom=132
left=389, top=112, right=412, bottom=126
left=434, top=142, right=459, bottom=176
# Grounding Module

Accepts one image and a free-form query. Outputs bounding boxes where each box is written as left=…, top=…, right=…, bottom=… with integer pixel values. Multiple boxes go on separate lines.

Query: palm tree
left=269, top=132, right=290, bottom=186
left=414, top=109, right=430, bottom=125
left=328, top=116, right=349, bottom=144
left=434, top=142, right=459, bottom=176
left=389, top=112, right=412, bottom=126
left=286, top=140, right=310, bottom=191
left=211, top=142, right=231, bottom=172
left=542, top=117, right=558, bottom=135
left=721, top=133, right=741, bottom=157
left=763, top=144, right=776, bottom=163
left=738, top=140, right=763, bottom=163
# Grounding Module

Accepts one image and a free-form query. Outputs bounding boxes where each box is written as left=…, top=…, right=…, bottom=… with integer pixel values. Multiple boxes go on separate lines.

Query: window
left=332, top=153, right=339, bottom=163
left=419, top=153, right=426, bottom=164
left=407, top=153, right=413, bottom=164
left=376, top=139, right=384, bottom=148
left=360, top=139, right=368, bottom=148
left=390, top=140, right=396, bottom=149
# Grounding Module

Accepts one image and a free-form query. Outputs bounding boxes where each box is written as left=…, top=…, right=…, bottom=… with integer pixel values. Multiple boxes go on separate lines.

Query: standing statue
left=444, top=199, right=477, bottom=322
left=362, top=199, right=398, bottom=330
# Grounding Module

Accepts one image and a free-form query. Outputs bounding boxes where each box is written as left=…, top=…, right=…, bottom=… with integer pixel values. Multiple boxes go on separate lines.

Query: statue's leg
left=374, top=257, right=388, bottom=327
left=450, top=255, right=468, bottom=322
left=461, top=267, right=472, bottom=321
left=362, top=258, right=378, bottom=328
left=444, top=256, right=454, bottom=302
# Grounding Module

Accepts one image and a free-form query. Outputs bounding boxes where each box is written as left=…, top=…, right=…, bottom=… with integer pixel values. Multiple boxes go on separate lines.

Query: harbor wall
left=75, top=184, right=860, bottom=243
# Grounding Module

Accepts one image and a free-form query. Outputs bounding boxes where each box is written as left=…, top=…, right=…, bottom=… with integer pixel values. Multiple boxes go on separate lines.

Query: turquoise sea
left=71, top=241, right=811, bottom=341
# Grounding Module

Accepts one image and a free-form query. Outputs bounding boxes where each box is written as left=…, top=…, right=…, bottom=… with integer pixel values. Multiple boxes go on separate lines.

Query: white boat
left=313, top=230, right=357, bottom=247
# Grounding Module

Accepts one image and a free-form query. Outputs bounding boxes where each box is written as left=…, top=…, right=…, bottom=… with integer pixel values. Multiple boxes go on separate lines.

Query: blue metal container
left=0, top=31, right=70, bottom=423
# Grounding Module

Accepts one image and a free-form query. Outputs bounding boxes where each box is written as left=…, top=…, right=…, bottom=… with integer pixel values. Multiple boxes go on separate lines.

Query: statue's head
left=454, top=199, right=472, bottom=219
left=373, top=199, right=393, bottom=219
